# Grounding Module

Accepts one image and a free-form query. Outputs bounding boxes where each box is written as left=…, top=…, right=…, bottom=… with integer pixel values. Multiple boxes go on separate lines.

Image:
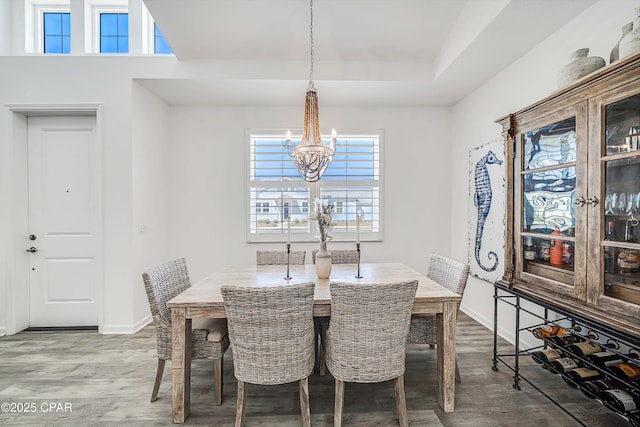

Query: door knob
left=575, top=196, right=586, bottom=207
left=586, top=196, right=599, bottom=206
left=29, top=234, right=37, bottom=240
left=26, top=247, right=38, bottom=253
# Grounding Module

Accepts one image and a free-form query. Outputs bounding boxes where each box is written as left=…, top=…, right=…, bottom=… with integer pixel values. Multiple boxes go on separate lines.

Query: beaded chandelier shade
left=287, top=0, right=335, bottom=182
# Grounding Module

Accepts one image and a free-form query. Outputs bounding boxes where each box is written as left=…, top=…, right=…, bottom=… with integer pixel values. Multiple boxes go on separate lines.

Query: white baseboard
left=461, top=303, right=540, bottom=350
left=133, top=314, right=152, bottom=333
left=101, top=314, right=151, bottom=335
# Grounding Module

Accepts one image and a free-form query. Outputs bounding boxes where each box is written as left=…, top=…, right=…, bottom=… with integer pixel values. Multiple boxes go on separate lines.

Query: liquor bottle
left=578, top=378, right=613, bottom=399
left=619, top=248, right=640, bottom=275
left=587, top=351, right=625, bottom=367
left=605, top=220, right=619, bottom=274
left=550, top=227, right=564, bottom=266
left=562, top=367, right=603, bottom=387
left=625, top=220, right=637, bottom=243
left=609, top=362, right=640, bottom=382
left=600, top=388, right=640, bottom=413
left=538, top=241, right=551, bottom=263
left=524, top=236, right=536, bottom=261
left=531, top=348, right=563, bottom=364
left=562, top=239, right=574, bottom=267
left=566, top=341, right=603, bottom=357
left=548, top=357, right=581, bottom=374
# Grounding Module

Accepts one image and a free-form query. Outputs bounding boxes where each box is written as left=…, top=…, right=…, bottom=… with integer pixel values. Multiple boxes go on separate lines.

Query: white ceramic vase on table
left=315, top=241, right=332, bottom=279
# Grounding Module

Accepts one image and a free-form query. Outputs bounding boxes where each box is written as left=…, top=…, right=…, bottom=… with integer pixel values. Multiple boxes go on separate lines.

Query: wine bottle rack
left=492, top=282, right=640, bottom=426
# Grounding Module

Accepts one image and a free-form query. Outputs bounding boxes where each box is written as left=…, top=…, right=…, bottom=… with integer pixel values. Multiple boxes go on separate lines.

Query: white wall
left=451, top=0, right=639, bottom=347
left=131, top=81, right=172, bottom=326
left=0, top=57, right=158, bottom=334
left=167, top=105, right=452, bottom=283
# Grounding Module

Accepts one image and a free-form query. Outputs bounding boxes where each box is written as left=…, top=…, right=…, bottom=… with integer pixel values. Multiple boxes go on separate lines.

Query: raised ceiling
left=141, top=0, right=598, bottom=106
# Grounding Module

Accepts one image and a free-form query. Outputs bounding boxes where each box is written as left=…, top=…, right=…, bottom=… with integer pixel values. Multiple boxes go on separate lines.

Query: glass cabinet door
left=597, top=91, right=640, bottom=309
left=516, top=107, right=587, bottom=298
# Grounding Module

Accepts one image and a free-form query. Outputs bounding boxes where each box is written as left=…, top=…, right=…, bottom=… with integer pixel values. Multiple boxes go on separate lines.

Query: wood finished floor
left=0, top=313, right=631, bottom=426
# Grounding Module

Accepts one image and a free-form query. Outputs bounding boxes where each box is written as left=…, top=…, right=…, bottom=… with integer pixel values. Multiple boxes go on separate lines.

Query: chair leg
left=214, top=357, right=224, bottom=405
left=299, top=377, right=311, bottom=427
left=455, top=357, right=461, bottom=383
left=319, top=339, right=326, bottom=376
left=151, top=358, right=165, bottom=402
left=235, top=380, right=247, bottom=427
left=334, top=378, right=345, bottom=427
left=393, top=375, right=409, bottom=427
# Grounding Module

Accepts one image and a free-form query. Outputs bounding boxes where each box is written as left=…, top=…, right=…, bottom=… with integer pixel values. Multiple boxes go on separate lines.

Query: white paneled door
left=27, top=116, right=99, bottom=327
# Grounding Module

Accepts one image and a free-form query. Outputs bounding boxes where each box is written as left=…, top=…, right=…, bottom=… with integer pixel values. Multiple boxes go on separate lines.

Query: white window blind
left=248, top=131, right=382, bottom=242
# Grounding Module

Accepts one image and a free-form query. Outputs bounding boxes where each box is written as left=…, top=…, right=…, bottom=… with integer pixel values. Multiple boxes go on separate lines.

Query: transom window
left=248, top=131, right=382, bottom=242
left=99, top=12, right=128, bottom=53
left=154, top=23, right=173, bottom=54
left=43, top=12, right=70, bottom=54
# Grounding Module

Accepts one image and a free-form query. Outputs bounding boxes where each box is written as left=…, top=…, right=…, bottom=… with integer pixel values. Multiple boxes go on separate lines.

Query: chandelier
left=286, top=0, right=336, bottom=182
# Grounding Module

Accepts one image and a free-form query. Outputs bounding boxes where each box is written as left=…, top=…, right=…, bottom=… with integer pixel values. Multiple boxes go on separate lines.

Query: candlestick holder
left=285, top=243, right=292, bottom=280
left=355, top=242, right=363, bottom=278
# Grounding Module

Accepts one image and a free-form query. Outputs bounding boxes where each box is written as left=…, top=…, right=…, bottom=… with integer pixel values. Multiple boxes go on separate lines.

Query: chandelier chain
left=309, top=0, right=314, bottom=86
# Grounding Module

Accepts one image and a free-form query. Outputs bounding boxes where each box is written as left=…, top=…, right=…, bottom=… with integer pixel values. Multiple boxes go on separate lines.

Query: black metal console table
left=492, top=282, right=640, bottom=426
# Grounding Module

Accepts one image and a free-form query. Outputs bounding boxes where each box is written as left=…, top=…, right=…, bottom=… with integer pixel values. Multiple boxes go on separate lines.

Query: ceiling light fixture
left=286, top=0, right=336, bottom=182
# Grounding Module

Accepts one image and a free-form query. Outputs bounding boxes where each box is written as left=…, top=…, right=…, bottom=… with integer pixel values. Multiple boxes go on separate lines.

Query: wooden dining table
left=167, top=262, right=461, bottom=423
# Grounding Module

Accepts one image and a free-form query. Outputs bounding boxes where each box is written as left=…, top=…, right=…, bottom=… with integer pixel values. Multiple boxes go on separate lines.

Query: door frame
left=5, top=104, right=104, bottom=335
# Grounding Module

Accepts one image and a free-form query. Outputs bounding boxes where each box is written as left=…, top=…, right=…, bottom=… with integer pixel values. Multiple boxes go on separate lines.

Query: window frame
left=89, top=4, right=128, bottom=54
left=141, top=6, right=174, bottom=55
left=28, top=1, right=70, bottom=54
left=246, top=129, right=384, bottom=243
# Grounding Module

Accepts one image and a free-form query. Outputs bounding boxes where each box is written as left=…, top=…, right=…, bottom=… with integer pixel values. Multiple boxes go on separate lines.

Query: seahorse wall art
left=474, top=150, right=503, bottom=272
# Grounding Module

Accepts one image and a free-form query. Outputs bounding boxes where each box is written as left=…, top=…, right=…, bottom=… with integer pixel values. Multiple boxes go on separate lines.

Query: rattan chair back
left=326, top=280, right=418, bottom=383
left=221, top=282, right=316, bottom=385
left=311, top=249, right=359, bottom=264
left=256, top=250, right=306, bottom=265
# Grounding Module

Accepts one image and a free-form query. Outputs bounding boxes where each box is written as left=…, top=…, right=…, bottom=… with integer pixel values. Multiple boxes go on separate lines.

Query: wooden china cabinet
left=497, top=51, right=640, bottom=338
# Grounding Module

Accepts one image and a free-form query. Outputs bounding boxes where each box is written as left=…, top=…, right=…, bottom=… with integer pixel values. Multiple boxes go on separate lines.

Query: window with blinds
left=248, top=132, right=382, bottom=242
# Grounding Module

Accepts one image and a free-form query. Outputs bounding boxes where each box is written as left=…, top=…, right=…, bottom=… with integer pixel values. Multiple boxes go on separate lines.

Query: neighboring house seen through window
left=249, top=132, right=382, bottom=242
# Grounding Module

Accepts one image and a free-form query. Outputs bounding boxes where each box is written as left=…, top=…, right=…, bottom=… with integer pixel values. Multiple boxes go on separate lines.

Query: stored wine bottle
left=548, top=357, right=581, bottom=374
left=531, top=324, right=568, bottom=339
left=600, top=388, right=640, bottom=413
left=609, top=362, right=640, bottom=382
left=587, top=351, right=625, bottom=367
left=546, top=334, right=582, bottom=346
left=578, top=379, right=613, bottom=399
left=531, top=348, right=563, bottom=365
left=566, top=341, right=602, bottom=357
left=562, top=367, right=603, bottom=388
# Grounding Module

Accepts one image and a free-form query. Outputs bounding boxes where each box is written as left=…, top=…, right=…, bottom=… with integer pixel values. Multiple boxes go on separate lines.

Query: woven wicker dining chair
left=326, top=280, right=419, bottom=427
left=221, top=282, right=316, bottom=427
left=311, top=249, right=359, bottom=264
left=311, top=248, right=360, bottom=376
left=142, top=258, right=230, bottom=404
left=256, top=250, right=306, bottom=265
left=406, top=253, right=470, bottom=382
